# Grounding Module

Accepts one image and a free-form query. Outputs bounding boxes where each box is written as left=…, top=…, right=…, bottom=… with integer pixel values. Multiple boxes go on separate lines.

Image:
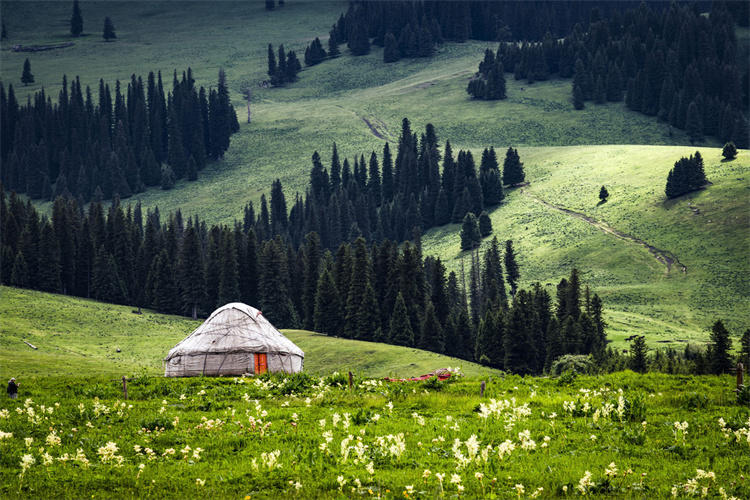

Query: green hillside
left=1, top=1, right=747, bottom=348
left=0, top=286, right=501, bottom=379
left=1, top=1, right=712, bottom=222
left=423, top=145, right=749, bottom=347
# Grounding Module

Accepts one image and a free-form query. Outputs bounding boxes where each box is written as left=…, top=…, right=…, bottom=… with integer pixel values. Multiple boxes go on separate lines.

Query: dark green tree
left=739, top=328, right=750, bottom=368
left=709, top=320, right=734, bottom=375
left=504, top=239, right=519, bottom=297
left=218, top=228, right=241, bottom=307
left=460, top=212, right=480, bottom=251
left=389, top=292, right=414, bottom=347
left=70, top=0, right=83, bottom=37
left=502, top=147, right=525, bottom=186
left=629, top=336, right=648, bottom=373
left=21, top=59, right=34, bottom=86
left=478, top=211, right=492, bottom=237
left=102, top=16, right=116, bottom=41
left=722, top=142, right=737, bottom=160
left=314, top=265, right=343, bottom=337
left=418, top=301, right=443, bottom=353
left=267, top=44, right=277, bottom=77
left=10, top=251, right=28, bottom=288
left=383, top=32, right=400, bottom=63
left=599, top=185, right=609, bottom=203
left=178, top=225, right=205, bottom=319
left=350, top=19, right=370, bottom=56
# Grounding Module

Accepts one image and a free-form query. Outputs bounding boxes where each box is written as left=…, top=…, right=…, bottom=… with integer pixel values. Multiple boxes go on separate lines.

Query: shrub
left=550, top=354, right=597, bottom=376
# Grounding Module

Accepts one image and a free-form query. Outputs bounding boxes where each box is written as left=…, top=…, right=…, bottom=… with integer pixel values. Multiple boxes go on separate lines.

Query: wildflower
left=578, top=470, right=593, bottom=494
left=0, top=431, right=13, bottom=439
left=162, top=448, right=176, bottom=457
left=423, top=469, right=431, bottom=479
left=515, top=484, right=525, bottom=498
left=46, top=430, right=61, bottom=447
left=451, top=473, right=462, bottom=485
left=590, top=434, right=597, bottom=442
left=531, top=487, right=544, bottom=498
left=196, top=478, right=205, bottom=487
left=19, top=454, right=35, bottom=476
left=42, top=452, right=54, bottom=466
left=193, top=448, right=204, bottom=460
left=436, top=472, right=445, bottom=483
left=24, top=437, right=34, bottom=447
left=386, top=401, right=394, bottom=413
left=293, top=481, right=302, bottom=491
left=337, top=476, right=347, bottom=490
left=475, top=472, right=484, bottom=480
left=366, top=462, right=375, bottom=475
left=605, top=462, right=618, bottom=479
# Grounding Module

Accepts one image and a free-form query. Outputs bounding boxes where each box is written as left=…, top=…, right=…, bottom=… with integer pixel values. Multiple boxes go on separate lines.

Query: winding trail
left=521, top=189, right=687, bottom=274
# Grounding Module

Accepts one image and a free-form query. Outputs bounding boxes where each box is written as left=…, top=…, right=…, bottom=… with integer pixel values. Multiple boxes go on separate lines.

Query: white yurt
left=164, top=303, right=304, bottom=377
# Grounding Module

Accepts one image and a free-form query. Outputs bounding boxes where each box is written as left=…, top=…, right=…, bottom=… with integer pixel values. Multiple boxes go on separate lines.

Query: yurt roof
left=164, top=303, right=304, bottom=361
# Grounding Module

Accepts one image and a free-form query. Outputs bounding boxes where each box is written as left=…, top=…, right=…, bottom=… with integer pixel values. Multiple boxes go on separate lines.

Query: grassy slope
left=1, top=2, right=746, bottom=348
left=0, top=286, right=502, bottom=379
left=423, top=146, right=749, bottom=348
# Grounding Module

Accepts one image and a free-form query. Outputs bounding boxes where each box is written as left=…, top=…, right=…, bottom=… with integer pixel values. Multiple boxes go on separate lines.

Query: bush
left=550, top=354, right=597, bottom=376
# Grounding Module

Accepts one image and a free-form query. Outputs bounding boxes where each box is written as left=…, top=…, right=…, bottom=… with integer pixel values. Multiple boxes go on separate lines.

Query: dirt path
left=521, top=189, right=687, bottom=274
left=361, top=116, right=394, bottom=142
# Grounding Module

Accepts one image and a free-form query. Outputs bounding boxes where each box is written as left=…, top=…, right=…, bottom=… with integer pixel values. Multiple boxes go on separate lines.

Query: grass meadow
left=0, top=3, right=747, bottom=345
left=0, top=366, right=747, bottom=499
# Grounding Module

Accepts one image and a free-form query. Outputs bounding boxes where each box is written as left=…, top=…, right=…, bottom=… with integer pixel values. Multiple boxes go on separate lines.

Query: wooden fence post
left=111, top=376, right=128, bottom=399
left=480, top=380, right=486, bottom=397
left=348, top=371, right=354, bottom=392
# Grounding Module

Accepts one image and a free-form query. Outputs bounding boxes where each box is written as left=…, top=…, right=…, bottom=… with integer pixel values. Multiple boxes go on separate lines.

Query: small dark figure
left=7, top=377, right=19, bottom=399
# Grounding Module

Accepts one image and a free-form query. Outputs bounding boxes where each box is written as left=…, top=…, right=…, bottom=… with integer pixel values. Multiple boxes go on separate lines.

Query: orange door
left=255, top=353, right=267, bottom=374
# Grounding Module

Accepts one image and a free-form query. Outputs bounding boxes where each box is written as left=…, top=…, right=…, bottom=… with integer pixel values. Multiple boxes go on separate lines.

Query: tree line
left=237, top=119, right=524, bottom=254
left=466, top=1, right=748, bottom=147
left=0, top=179, right=609, bottom=374
left=0, top=68, right=240, bottom=202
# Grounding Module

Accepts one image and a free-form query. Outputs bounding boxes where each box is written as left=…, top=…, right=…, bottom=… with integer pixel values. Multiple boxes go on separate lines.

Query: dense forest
left=464, top=1, right=749, bottom=146
left=0, top=68, right=240, bottom=201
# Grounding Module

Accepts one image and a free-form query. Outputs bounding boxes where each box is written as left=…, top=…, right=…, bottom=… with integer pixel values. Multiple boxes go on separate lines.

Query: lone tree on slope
left=102, top=17, right=116, bottom=41
left=21, top=58, right=34, bottom=86
left=70, top=0, right=83, bottom=37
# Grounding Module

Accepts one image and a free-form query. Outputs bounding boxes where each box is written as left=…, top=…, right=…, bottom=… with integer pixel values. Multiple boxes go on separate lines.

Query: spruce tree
left=722, top=142, right=737, bottom=160
left=709, top=319, right=733, bottom=375
left=389, top=292, right=414, bottom=347
left=418, top=301, right=443, bottom=353
left=383, top=32, right=400, bottom=63
left=70, top=0, right=83, bottom=37
left=599, top=185, right=609, bottom=203
left=314, top=266, right=343, bottom=337
left=178, top=225, right=205, bottom=319
left=502, top=147, right=525, bottom=186
left=478, top=211, right=492, bottom=237
left=504, top=239, right=519, bottom=297
left=460, top=212, right=480, bottom=251
left=267, top=44, right=277, bottom=78
left=102, top=16, right=116, bottom=41
left=629, top=336, right=648, bottom=373
left=739, top=328, right=750, bottom=368
left=21, top=59, right=34, bottom=86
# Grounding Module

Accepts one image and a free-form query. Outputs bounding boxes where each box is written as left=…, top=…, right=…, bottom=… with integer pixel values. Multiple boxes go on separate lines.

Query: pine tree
left=478, top=211, right=492, bottom=237
left=383, top=32, right=400, bottom=63
left=70, top=0, right=83, bottom=37
left=178, top=225, right=205, bottom=319
left=573, top=84, right=584, bottom=110
left=328, top=26, right=340, bottom=57
left=739, top=328, right=750, bottom=368
left=502, top=147, right=525, bottom=186
left=217, top=228, right=240, bottom=307
left=350, top=19, right=370, bottom=56
left=504, top=239, right=519, bottom=297
left=629, top=336, right=648, bottom=373
left=709, top=320, right=733, bottom=375
left=102, top=16, right=116, bottom=41
left=418, top=301, right=443, bottom=353
left=686, top=101, right=703, bottom=143
left=267, top=44, right=277, bottom=78
left=21, top=59, right=34, bottom=86
left=389, top=292, right=414, bottom=347
left=314, top=265, right=343, bottom=337
left=460, top=212, right=480, bottom=251
left=722, top=142, right=737, bottom=160
left=599, top=186, right=609, bottom=203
